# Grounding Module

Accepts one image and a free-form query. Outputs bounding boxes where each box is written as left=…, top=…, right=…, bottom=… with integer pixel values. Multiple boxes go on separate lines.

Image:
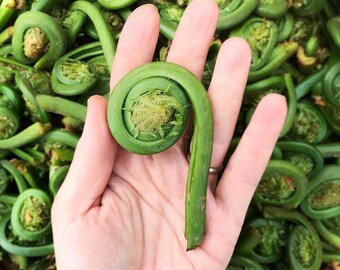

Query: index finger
left=110, top=5, right=160, bottom=89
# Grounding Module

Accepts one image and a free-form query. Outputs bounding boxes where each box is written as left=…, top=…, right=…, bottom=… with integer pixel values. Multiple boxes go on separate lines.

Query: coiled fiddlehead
left=216, top=0, right=259, bottom=31
left=254, top=160, right=307, bottom=208
left=235, top=218, right=288, bottom=264
left=98, top=0, right=137, bottom=10
left=313, top=216, right=340, bottom=250
left=230, top=16, right=278, bottom=71
left=323, top=62, right=340, bottom=108
left=287, top=102, right=328, bottom=144
left=300, top=165, right=340, bottom=220
left=10, top=188, right=52, bottom=241
left=159, top=4, right=184, bottom=41
left=107, top=62, right=213, bottom=250
left=12, top=10, right=67, bottom=70
left=263, top=206, right=323, bottom=270
left=226, top=255, right=264, bottom=270
left=277, top=141, right=324, bottom=178
left=254, top=0, right=288, bottom=19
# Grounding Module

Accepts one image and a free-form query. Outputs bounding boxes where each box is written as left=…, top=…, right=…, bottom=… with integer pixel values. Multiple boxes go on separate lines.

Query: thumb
left=53, top=95, right=117, bottom=216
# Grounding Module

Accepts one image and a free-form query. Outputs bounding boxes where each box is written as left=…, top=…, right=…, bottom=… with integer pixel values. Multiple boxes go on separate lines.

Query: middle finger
left=167, top=0, right=219, bottom=79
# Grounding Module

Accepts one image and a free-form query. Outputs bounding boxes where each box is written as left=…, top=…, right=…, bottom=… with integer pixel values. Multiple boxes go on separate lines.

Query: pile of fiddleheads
left=0, top=0, right=339, bottom=269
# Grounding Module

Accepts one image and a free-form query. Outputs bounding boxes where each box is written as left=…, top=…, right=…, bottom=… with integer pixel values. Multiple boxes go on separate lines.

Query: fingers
left=110, top=4, right=160, bottom=89
left=167, top=0, right=219, bottom=79
left=208, top=38, right=251, bottom=170
left=54, top=96, right=117, bottom=215
left=215, top=94, right=287, bottom=224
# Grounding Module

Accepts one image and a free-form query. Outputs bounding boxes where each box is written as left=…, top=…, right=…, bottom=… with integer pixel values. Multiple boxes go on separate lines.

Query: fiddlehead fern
left=51, top=57, right=98, bottom=96
left=277, top=141, right=324, bottom=178
left=0, top=212, right=54, bottom=257
left=230, top=17, right=278, bottom=71
left=287, top=102, right=328, bottom=144
left=255, top=0, right=288, bottom=19
left=216, top=0, right=259, bottom=31
left=10, top=188, right=52, bottom=241
left=263, top=206, right=323, bottom=270
left=323, top=62, right=340, bottom=108
left=300, top=165, right=340, bottom=220
left=226, top=255, right=264, bottom=270
left=313, top=216, right=340, bottom=250
left=235, top=218, right=288, bottom=264
left=0, top=106, right=20, bottom=140
left=290, top=0, right=327, bottom=16
left=107, top=62, right=213, bottom=250
left=12, top=10, right=67, bottom=70
left=254, top=160, right=307, bottom=208
left=159, top=4, right=184, bottom=41
left=98, top=0, right=138, bottom=10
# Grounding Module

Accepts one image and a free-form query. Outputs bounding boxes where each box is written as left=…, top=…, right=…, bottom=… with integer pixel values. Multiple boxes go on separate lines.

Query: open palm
left=51, top=1, right=287, bottom=269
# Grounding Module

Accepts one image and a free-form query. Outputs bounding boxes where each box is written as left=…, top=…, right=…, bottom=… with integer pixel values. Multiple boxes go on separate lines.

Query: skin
left=51, top=0, right=288, bottom=269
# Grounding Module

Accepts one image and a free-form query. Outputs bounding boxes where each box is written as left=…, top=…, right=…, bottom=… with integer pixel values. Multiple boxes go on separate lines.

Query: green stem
left=0, top=122, right=51, bottom=149
left=217, top=0, right=259, bottom=31
left=70, top=1, right=116, bottom=73
left=0, top=160, right=28, bottom=194
left=107, top=62, right=213, bottom=250
left=0, top=25, right=13, bottom=45
left=39, top=129, right=80, bottom=149
left=36, top=94, right=87, bottom=121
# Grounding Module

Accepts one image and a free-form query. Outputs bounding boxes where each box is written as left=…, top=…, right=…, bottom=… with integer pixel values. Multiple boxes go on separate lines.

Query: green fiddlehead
left=0, top=212, right=54, bottom=257
left=98, top=0, right=138, bottom=10
left=159, top=4, right=184, bottom=41
left=51, top=57, right=98, bottom=96
left=12, top=10, right=67, bottom=70
left=235, top=218, right=288, bottom=264
left=300, top=165, right=340, bottom=220
left=276, top=12, right=294, bottom=43
left=226, top=255, right=265, bottom=270
left=0, top=84, right=23, bottom=114
left=15, top=71, right=50, bottom=123
left=107, top=62, right=213, bottom=250
left=69, top=1, right=116, bottom=72
left=313, top=216, right=340, bottom=250
left=216, top=0, right=259, bottom=31
left=248, top=41, right=298, bottom=83
left=323, top=62, right=340, bottom=108
left=255, top=0, right=288, bottom=19
left=277, top=141, right=324, bottom=178
left=10, top=188, right=52, bottom=241
left=230, top=16, right=278, bottom=71
left=287, top=102, right=328, bottom=144
left=290, top=0, right=327, bottom=16
left=0, top=106, right=20, bottom=140
left=263, top=206, right=323, bottom=270
left=254, top=160, right=307, bottom=208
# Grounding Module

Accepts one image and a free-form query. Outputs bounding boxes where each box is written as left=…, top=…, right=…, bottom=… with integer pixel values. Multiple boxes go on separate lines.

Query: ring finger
left=207, top=38, right=251, bottom=187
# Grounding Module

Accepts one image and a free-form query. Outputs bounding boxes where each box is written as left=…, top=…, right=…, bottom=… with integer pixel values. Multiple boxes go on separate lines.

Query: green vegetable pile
left=0, top=0, right=339, bottom=269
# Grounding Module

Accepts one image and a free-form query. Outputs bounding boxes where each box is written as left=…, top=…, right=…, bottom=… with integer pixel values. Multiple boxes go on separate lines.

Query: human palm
left=52, top=0, right=287, bottom=269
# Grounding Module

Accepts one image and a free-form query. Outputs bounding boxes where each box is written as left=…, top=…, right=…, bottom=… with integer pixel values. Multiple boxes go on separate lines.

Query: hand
left=51, top=0, right=287, bottom=269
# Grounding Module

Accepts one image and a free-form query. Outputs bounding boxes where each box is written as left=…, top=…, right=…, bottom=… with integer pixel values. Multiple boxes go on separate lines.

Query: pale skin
left=51, top=0, right=288, bottom=269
